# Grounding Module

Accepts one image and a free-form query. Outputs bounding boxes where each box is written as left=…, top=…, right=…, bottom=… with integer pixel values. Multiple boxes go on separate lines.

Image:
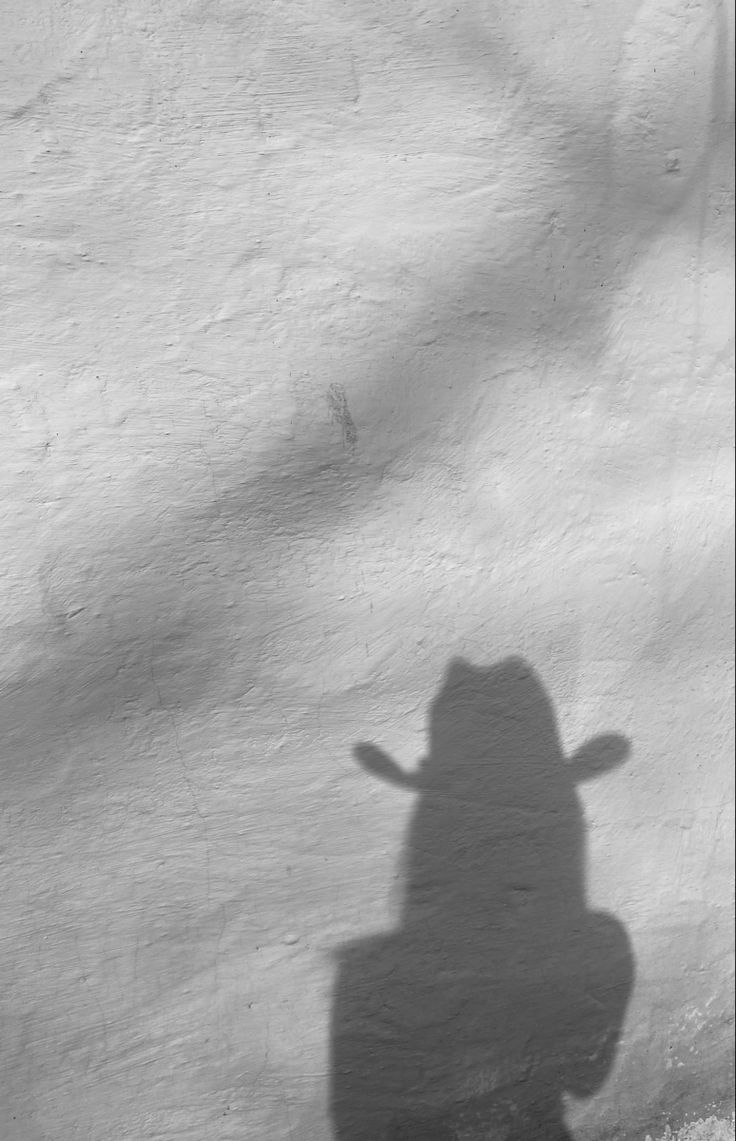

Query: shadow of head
left=354, top=656, right=629, bottom=929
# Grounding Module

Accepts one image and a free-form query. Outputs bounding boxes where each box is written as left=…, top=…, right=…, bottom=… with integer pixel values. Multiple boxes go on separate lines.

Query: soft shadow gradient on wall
left=331, top=656, right=633, bottom=1141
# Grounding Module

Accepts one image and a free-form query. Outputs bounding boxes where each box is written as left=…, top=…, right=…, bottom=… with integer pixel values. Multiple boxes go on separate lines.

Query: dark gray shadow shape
left=331, top=656, right=634, bottom=1140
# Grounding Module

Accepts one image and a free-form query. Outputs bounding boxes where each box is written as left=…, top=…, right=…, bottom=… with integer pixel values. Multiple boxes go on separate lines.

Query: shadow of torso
left=331, top=657, right=634, bottom=1141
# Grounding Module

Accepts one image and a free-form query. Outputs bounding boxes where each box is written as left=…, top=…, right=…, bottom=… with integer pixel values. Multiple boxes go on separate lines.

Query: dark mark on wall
left=327, top=383, right=358, bottom=451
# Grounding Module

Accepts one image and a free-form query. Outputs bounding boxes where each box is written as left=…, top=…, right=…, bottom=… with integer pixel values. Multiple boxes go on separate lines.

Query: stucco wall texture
left=1, top=2, right=733, bottom=1140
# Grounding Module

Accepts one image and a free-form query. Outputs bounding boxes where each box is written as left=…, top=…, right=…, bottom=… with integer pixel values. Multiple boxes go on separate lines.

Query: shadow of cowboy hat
left=353, top=657, right=630, bottom=790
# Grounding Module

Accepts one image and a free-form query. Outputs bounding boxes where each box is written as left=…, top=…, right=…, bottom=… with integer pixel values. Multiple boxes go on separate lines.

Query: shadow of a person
left=331, top=656, right=634, bottom=1140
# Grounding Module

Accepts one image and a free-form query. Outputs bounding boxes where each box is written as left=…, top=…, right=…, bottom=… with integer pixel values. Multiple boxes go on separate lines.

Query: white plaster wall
left=1, top=2, right=733, bottom=1139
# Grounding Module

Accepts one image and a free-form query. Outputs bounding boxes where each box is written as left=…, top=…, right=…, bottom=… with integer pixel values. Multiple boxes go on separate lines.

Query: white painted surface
left=1, top=2, right=733, bottom=1138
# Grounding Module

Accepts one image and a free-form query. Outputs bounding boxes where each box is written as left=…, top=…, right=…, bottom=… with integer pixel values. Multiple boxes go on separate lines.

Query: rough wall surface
left=1, top=2, right=733, bottom=1139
